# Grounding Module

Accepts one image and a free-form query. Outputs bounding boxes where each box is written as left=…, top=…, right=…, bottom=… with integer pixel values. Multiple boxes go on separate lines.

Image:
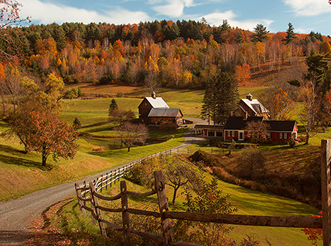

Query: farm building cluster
left=138, top=92, right=297, bottom=143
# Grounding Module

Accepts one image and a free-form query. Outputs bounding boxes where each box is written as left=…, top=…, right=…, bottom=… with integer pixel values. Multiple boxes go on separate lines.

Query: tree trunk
left=42, top=145, right=48, bottom=166
left=127, top=146, right=131, bottom=152
left=305, top=132, right=310, bottom=145
left=172, top=187, right=178, bottom=205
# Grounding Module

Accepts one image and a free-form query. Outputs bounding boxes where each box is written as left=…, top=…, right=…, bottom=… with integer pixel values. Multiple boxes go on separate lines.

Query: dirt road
left=0, top=119, right=207, bottom=245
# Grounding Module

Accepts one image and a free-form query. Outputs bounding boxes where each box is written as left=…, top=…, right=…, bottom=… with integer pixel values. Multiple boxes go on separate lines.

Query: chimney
left=151, top=91, right=156, bottom=99
left=246, top=93, right=253, bottom=101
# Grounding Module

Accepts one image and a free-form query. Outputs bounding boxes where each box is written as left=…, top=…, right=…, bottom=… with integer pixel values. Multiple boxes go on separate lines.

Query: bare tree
left=0, top=0, right=30, bottom=61
left=296, top=79, right=319, bottom=145
left=245, top=120, right=270, bottom=141
left=165, top=158, right=201, bottom=205
left=115, top=122, right=148, bottom=152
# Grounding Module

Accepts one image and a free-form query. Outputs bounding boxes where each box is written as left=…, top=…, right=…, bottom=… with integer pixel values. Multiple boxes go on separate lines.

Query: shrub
left=116, top=92, right=124, bottom=98
left=235, top=147, right=266, bottom=180
left=288, top=137, right=296, bottom=148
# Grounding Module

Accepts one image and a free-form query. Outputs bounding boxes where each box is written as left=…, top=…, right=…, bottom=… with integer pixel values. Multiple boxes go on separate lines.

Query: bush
left=189, top=150, right=222, bottom=167
left=235, top=147, right=266, bottom=180
left=288, top=137, right=296, bottom=148
left=116, top=92, right=124, bottom=98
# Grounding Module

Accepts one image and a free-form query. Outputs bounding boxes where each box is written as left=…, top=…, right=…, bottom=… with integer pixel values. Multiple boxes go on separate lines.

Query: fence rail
left=75, top=139, right=331, bottom=246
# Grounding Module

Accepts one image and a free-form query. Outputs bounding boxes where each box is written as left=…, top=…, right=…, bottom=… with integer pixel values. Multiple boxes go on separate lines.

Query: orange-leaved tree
left=7, top=74, right=78, bottom=166
left=28, top=110, right=78, bottom=166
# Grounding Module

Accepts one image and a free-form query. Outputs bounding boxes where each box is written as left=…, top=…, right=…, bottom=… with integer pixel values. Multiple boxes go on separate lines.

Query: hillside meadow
left=0, top=84, right=326, bottom=245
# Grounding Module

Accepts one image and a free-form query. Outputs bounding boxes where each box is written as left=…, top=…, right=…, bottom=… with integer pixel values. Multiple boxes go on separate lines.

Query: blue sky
left=19, top=0, right=331, bottom=35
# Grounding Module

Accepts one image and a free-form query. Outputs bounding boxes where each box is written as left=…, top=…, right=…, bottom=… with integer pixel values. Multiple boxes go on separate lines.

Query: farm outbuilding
left=194, top=124, right=224, bottom=137
left=138, top=92, right=183, bottom=127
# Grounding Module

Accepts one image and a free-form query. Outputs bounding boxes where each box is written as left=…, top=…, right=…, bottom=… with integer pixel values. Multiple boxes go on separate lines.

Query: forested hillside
left=1, top=20, right=331, bottom=90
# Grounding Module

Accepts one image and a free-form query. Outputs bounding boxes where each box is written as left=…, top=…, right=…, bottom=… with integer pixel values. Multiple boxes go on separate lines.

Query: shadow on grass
left=0, top=154, right=53, bottom=170
left=0, top=144, right=53, bottom=170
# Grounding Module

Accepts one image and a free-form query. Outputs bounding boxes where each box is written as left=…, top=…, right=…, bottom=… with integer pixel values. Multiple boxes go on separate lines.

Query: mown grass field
left=0, top=84, right=325, bottom=245
left=26, top=170, right=321, bottom=246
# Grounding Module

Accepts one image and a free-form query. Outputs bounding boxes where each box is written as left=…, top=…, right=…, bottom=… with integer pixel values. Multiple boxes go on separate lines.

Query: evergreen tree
left=305, top=49, right=330, bottom=96
left=282, top=22, right=297, bottom=44
left=251, top=24, right=269, bottom=43
left=201, top=73, right=239, bottom=125
left=73, top=117, right=81, bottom=129
left=108, top=99, right=118, bottom=116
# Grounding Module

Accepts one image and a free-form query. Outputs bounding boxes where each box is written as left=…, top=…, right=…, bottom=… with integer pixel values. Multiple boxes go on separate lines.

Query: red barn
left=138, top=92, right=183, bottom=127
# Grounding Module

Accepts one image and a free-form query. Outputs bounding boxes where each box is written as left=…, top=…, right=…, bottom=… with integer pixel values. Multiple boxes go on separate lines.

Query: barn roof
left=240, top=98, right=269, bottom=115
left=224, top=116, right=297, bottom=132
left=148, top=108, right=182, bottom=117
left=224, top=116, right=263, bottom=130
left=138, top=97, right=169, bottom=109
left=267, top=120, right=297, bottom=132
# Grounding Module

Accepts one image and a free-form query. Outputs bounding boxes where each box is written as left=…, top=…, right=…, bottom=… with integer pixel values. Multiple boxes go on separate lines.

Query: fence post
left=321, top=139, right=331, bottom=246
left=89, top=181, right=107, bottom=237
left=75, top=183, right=86, bottom=217
left=106, top=173, right=108, bottom=190
left=100, top=175, right=103, bottom=192
left=154, top=170, right=174, bottom=245
left=120, top=180, right=131, bottom=246
left=110, top=171, right=112, bottom=187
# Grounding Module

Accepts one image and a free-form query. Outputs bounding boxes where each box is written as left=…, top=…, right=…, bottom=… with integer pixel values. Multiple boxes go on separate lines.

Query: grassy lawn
left=0, top=120, right=186, bottom=201
left=0, top=84, right=325, bottom=245
left=27, top=170, right=320, bottom=246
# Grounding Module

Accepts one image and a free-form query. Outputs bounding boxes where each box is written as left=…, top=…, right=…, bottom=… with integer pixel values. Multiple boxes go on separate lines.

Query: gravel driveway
left=0, top=119, right=208, bottom=245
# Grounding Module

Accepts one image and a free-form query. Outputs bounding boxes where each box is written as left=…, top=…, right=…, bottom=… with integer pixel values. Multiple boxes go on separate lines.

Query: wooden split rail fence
left=75, top=139, right=331, bottom=246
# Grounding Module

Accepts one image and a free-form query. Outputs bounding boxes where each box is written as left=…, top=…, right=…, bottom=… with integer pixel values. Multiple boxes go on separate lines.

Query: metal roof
left=224, top=116, right=296, bottom=132
left=144, top=97, right=169, bottom=108
left=240, top=98, right=269, bottom=114
left=148, top=108, right=182, bottom=117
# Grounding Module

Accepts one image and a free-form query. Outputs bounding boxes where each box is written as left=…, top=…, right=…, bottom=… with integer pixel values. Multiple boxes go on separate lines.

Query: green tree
left=175, top=176, right=236, bottom=245
left=251, top=24, right=269, bottom=43
left=73, top=117, right=81, bottom=129
left=282, top=22, right=297, bottom=44
left=296, top=50, right=331, bottom=144
left=108, top=98, right=118, bottom=116
left=201, top=72, right=239, bottom=125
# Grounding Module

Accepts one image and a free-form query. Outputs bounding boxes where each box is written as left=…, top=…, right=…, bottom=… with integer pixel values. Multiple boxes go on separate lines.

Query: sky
left=19, top=0, right=331, bottom=35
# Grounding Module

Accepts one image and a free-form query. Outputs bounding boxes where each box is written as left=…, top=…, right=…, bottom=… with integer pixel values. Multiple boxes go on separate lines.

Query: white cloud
left=152, top=0, right=196, bottom=17
left=283, top=0, right=331, bottom=16
left=20, top=0, right=151, bottom=24
left=199, top=11, right=273, bottom=31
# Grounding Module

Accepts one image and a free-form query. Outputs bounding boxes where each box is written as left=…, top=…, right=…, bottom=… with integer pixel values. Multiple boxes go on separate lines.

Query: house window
left=279, top=133, right=282, bottom=139
left=238, top=131, right=244, bottom=140
left=284, top=133, right=288, bottom=139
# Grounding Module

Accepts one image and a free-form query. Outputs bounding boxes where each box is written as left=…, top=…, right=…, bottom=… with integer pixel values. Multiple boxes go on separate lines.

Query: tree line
left=0, top=20, right=330, bottom=91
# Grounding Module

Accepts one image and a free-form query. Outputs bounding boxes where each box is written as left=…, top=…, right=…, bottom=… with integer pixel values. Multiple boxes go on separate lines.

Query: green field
left=0, top=85, right=324, bottom=245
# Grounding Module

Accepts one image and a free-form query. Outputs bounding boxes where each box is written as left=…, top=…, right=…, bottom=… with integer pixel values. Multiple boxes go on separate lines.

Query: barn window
left=279, top=133, right=283, bottom=139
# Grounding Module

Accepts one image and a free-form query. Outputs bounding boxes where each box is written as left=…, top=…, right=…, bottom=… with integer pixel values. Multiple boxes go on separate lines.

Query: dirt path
left=0, top=119, right=207, bottom=245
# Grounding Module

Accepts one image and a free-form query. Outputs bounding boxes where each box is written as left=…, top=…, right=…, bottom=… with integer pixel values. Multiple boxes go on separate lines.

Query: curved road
left=0, top=119, right=208, bottom=245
